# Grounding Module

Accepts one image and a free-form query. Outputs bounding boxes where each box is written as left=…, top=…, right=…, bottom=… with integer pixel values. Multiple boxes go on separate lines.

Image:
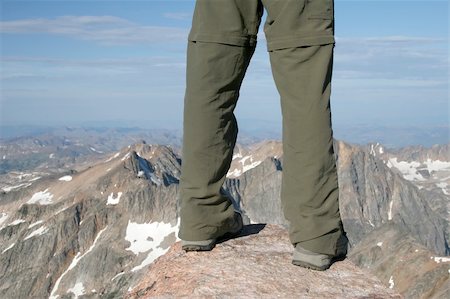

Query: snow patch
left=67, top=282, right=85, bottom=298
left=387, top=157, right=425, bottom=181
left=242, top=160, right=262, bottom=173
left=55, top=207, right=67, bottom=215
left=232, top=152, right=243, bottom=159
left=111, top=271, right=125, bottom=281
left=388, top=200, right=394, bottom=221
left=8, top=219, right=26, bottom=226
left=388, top=276, right=395, bottom=289
left=28, top=220, right=44, bottom=229
left=370, top=143, right=383, bottom=156
left=227, top=155, right=262, bottom=177
left=431, top=256, right=450, bottom=263
left=0, top=213, right=8, bottom=228
left=121, top=152, right=130, bottom=161
left=125, top=218, right=180, bottom=272
left=424, top=158, right=450, bottom=172
left=58, top=175, right=72, bottom=182
left=227, top=168, right=242, bottom=177
left=49, top=227, right=107, bottom=299
left=16, top=173, right=33, bottom=180
left=2, top=182, right=32, bottom=192
left=435, top=182, right=448, bottom=195
left=27, top=189, right=54, bottom=205
left=90, top=147, right=103, bottom=154
left=107, top=192, right=123, bottom=205
left=2, top=243, right=15, bottom=253
left=24, top=226, right=49, bottom=240
left=370, top=144, right=376, bottom=156
left=104, top=152, right=121, bottom=162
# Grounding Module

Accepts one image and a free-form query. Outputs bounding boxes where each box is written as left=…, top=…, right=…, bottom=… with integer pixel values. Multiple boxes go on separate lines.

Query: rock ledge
left=127, top=224, right=402, bottom=298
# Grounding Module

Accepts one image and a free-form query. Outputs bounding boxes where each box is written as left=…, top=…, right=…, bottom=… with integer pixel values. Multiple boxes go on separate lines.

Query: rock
left=127, top=224, right=402, bottom=299
left=349, top=223, right=450, bottom=299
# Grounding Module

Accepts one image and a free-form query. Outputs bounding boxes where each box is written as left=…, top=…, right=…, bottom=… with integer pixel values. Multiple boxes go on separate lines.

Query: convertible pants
left=178, top=0, right=344, bottom=256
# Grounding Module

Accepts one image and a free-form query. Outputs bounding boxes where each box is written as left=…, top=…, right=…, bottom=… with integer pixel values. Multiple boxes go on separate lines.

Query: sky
left=0, top=0, right=448, bottom=133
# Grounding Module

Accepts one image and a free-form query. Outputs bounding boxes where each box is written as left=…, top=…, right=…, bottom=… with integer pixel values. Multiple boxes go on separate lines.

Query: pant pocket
left=306, top=0, right=334, bottom=20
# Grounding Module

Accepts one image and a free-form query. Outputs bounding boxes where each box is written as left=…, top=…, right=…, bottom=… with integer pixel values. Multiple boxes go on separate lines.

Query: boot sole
left=182, top=243, right=215, bottom=252
left=291, top=260, right=329, bottom=271
left=292, top=253, right=347, bottom=271
left=182, top=228, right=244, bottom=252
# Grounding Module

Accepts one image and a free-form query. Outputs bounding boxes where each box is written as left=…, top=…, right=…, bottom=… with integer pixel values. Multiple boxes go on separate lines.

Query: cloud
left=1, top=56, right=188, bottom=81
left=336, top=36, right=447, bottom=45
left=333, top=35, right=448, bottom=79
left=334, top=36, right=447, bottom=61
left=0, top=15, right=188, bottom=45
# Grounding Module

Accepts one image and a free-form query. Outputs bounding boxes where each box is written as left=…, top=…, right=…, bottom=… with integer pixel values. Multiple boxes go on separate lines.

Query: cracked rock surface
left=127, top=224, right=402, bottom=299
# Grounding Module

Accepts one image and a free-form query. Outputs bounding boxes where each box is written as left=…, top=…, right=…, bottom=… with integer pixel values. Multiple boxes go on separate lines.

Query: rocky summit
left=127, top=224, right=402, bottom=299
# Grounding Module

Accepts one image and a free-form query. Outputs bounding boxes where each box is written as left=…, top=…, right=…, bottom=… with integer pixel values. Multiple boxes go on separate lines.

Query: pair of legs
left=178, top=0, right=344, bottom=256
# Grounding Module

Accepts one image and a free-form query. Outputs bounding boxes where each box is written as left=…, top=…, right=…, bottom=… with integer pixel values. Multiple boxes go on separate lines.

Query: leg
left=270, top=44, right=343, bottom=255
left=178, top=0, right=262, bottom=242
left=263, top=0, right=345, bottom=256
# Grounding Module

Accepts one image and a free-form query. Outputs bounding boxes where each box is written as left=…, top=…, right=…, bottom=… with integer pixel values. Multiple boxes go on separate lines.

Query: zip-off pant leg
left=179, top=0, right=344, bottom=255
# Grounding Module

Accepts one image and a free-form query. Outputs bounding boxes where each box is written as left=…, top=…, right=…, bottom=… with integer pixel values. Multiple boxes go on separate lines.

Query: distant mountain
left=332, top=123, right=449, bottom=148
left=0, top=127, right=183, bottom=176
left=0, top=126, right=268, bottom=178
left=0, top=138, right=448, bottom=298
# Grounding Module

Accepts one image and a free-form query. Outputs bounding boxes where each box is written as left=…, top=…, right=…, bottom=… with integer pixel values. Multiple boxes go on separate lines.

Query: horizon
left=0, top=123, right=448, bottom=149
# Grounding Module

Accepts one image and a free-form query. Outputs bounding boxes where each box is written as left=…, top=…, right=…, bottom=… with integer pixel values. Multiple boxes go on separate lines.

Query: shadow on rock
left=216, top=223, right=266, bottom=245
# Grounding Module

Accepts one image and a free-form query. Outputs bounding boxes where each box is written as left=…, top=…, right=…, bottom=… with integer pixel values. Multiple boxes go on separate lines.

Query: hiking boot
left=292, top=233, right=348, bottom=271
left=181, top=211, right=244, bottom=252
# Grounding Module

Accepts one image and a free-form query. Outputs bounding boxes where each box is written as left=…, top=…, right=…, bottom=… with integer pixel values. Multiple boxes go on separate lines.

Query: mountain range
left=0, top=131, right=448, bottom=298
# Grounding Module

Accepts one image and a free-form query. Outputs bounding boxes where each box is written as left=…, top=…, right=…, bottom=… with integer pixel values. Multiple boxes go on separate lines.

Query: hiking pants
left=178, top=0, right=344, bottom=256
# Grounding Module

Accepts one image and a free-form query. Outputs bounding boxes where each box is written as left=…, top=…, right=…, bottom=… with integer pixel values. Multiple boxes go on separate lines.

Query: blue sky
left=0, top=0, right=448, bottom=132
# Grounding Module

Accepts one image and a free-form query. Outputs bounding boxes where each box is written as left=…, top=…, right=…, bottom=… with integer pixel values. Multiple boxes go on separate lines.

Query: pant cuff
left=188, top=32, right=257, bottom=47
left=266, top=34, right=335, bottom=51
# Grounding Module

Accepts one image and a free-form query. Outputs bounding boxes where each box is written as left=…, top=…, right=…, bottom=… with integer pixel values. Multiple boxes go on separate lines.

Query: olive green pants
left=178, top=0, right=344, bottom=256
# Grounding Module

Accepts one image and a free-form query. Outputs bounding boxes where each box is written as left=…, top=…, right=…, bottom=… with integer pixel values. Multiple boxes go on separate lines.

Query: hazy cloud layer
left=0, top=16, right=188, bottom=45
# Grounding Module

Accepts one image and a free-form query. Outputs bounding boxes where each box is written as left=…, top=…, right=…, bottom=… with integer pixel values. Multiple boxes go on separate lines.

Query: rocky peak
left=126, top=224, right=402, bottom=299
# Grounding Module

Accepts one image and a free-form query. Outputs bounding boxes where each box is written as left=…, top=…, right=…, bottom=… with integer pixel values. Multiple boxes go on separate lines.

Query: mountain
left=0, top=143, right=181, bottom=298
left=225, top=140, right=448, bottom=255
left=0, top=138, right=448, bottom=298
left=349, top=223, right=449, bottom=299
